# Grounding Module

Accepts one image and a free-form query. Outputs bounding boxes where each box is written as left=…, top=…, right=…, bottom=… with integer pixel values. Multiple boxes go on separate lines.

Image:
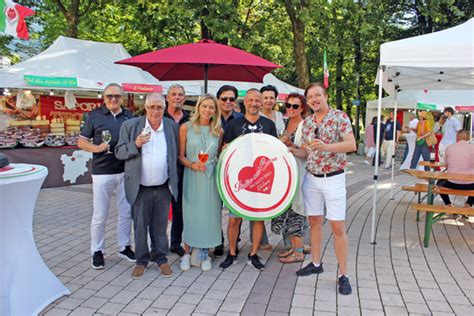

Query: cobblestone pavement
left=36, top=155, right=473, bottom=315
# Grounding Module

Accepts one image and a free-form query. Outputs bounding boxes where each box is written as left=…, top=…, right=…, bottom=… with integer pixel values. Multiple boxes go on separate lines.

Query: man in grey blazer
left=115, top=93, right=179, bottom=279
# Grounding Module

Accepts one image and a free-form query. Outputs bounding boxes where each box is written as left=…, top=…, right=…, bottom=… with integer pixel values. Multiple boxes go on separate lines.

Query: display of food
left=19, top=127, right=45, bottom=148
left=0, top=127, right=18, bottom=148
left=45, top=134, right=66, bottom=147
left=31, top=115, right=50, bottom=138
left=50, top=117, right=65, bottom=136
left=65, top=131, right=80, bottom=146
left=65, top=118, right=81, bottom=134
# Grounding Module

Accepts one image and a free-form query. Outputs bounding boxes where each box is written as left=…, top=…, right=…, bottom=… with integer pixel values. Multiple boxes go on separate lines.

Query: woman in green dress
left=178, top=94, right=223, bottom=272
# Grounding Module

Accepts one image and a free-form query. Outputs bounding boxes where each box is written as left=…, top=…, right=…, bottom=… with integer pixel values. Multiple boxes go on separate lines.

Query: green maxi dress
left=182, top=122, right=222, bottom=248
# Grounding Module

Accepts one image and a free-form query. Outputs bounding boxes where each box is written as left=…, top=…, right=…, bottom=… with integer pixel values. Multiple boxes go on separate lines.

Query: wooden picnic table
left=418, top=161, right=446, bottom=169
left=403, top=169, right=474, bottom=247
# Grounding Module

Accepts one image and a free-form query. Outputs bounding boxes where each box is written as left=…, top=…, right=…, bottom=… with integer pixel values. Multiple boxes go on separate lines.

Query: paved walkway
left=37, top=155, right=473, bottom=315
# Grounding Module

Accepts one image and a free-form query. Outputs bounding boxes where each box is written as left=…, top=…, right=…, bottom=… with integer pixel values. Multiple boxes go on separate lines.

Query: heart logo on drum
left=235, top=156, right=275, bottom=195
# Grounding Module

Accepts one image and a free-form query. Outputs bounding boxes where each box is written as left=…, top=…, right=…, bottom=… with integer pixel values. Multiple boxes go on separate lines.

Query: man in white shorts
left=293, top=83, right=356, bottom=295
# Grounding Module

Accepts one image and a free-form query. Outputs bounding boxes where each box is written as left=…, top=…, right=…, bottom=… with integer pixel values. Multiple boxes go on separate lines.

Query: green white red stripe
left=0, top=0, right=35, bottom=40
left=323, top=49, right=329, bottom=88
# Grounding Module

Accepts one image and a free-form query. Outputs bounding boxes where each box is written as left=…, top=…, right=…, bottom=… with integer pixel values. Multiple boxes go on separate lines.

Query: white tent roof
left=366, top=89, right=474, bottom=110
left=377, top=18, right=474, bottom=95
left=160, top=73, right=304, bottom=97
left=0, top=36, right=160, bottom=91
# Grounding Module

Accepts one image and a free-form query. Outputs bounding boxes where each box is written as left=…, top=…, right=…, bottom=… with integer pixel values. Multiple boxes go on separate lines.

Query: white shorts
left=303, top=172, right=347, bottom=221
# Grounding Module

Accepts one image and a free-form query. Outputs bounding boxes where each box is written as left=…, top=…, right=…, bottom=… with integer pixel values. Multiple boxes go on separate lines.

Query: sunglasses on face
left=105, top=94, right=123, bottom=100
left=220, top=97, right=236, bottom=102
left=285, top=103, right=300, bottom=110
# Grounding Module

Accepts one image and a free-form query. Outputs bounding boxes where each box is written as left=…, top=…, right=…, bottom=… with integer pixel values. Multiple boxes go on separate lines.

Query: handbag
left=426, top=132, right=437, bottom=147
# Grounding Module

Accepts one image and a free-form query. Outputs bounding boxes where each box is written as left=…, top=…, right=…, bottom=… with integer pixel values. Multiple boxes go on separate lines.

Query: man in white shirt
left=116, top=93, right=179, bottom=279
left=402, top=112, right=419, bottom=163
left=439, top=107, right=461, bottom=163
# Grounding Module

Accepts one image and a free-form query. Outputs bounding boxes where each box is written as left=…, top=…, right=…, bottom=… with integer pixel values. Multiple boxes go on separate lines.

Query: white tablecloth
left=400, top=134, right=423, bottom=170
left=0, top=164, right=70, bottom=316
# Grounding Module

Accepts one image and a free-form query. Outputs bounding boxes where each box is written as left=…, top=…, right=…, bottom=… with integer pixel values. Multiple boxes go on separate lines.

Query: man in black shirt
left=219, top=89, right=277, bottom=271
left=78, top=83, right=135, bottom=270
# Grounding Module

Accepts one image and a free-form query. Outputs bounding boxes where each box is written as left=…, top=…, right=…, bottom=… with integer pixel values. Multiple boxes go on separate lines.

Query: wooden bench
left=402, top=184, right=474, bottom=222
left=402, top=170, right=474, bottom=247
left=411, top=203, right=474, bottom=216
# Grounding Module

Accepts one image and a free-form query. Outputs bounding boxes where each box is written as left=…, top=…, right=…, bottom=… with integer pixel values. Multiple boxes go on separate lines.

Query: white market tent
left=159, top=73, right=304, bottom=98
left=0, top=36, right=160, bottom=91
left=370, top=18, right=474, bottom=244
left=365, top=89, right=474, bottom=127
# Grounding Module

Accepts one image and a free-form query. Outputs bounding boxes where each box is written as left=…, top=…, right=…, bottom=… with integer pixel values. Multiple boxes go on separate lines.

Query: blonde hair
left=190, top=94, right=221, bottom=136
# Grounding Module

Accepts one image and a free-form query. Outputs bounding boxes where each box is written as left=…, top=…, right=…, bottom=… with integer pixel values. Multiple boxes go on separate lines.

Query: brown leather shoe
left=159, top=263, right=173, bottom=278
left=131, top=265, right=146, bottom=279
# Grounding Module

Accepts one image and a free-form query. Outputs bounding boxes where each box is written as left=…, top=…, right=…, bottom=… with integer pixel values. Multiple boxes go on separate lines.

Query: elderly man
left=152, top=84, right=189, bottom=258
left=115, top=93, right=179, bottom=279
left=78, top=83, right=135, bottom=270
left=292, top=83, right=356, bottom=295
left=439, top=107, right=461, bottom=163
left=219, top=88, right=277, bottom=271
left=437, top=130, right=474, bottom=208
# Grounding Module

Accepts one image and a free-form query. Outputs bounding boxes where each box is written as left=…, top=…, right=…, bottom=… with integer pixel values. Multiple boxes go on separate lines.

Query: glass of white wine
left=101, top=130, right=112, bottom=154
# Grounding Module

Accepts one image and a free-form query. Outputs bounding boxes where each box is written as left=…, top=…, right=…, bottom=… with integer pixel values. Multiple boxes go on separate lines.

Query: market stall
left=0, top=37, right=162, bottom=187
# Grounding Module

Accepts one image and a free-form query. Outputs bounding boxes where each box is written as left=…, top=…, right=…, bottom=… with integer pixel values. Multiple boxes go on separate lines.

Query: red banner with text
left=39, top=96, right=103, bottom=121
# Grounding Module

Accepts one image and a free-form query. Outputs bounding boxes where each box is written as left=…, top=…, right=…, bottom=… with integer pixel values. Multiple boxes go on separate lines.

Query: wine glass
left=101, top=130, right=112, bottom=154
left=277, top=130, right=287, bottom=141
left=198, top=150, right=209, bottom=163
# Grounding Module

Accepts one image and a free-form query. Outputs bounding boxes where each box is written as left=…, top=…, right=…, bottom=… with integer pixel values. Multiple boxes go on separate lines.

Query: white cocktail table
left=0, top=164, right=70, bottom=315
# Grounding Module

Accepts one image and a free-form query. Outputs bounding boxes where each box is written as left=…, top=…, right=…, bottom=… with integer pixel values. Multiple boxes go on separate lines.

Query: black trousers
left=436, top=180, right=474, bottom=206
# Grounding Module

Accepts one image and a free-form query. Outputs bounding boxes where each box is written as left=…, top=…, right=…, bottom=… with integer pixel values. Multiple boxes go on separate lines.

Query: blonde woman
left=178, top=94, right=223, bottom=272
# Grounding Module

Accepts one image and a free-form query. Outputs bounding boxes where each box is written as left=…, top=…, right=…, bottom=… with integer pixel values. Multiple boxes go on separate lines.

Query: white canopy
left=370, top=19, right=474, bottom=244
left=377, top=18, right=474, bottom=95
left=0, top=36, right=160, bottom=91
left=160, top=73, right=304, bottom=98
left=366, top=89, right=474, bottom=110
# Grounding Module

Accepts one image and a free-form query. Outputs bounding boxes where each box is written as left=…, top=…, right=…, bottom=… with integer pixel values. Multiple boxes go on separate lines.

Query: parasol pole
left=204, top=64, right=209, bottom=94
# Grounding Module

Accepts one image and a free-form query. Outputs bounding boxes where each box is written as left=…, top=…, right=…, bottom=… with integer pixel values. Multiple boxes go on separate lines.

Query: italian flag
left=0, top=1, right=35, bottom=40
left=323, top=49, right=329, bottom=89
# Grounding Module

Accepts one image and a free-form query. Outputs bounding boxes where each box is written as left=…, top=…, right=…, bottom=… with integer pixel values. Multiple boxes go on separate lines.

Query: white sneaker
left=190, top=248, right=200, bottom=267
left=201, top=256, right=212, bottom=272
left=180, top=254, right=191, bottom=271
left=364, top=160, right=370, bottom=165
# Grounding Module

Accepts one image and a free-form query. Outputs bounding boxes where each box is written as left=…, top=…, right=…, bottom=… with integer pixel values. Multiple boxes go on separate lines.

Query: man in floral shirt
left=292, top=83, right=356, bottom=295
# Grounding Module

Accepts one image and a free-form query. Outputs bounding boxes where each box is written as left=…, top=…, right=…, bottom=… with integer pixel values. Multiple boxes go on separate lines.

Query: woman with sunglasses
left=272, top=93, right=310, bottom=263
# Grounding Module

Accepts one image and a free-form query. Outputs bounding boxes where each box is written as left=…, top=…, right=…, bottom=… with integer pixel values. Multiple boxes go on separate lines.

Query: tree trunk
left=53, top=0, right=81, bottom=38
left=284, top=0, right=309, bottom=88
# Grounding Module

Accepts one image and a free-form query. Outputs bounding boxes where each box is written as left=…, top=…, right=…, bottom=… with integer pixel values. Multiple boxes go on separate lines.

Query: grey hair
left=104, top=83, right=124, bottom=94
left=167, top=84, right=185, bottom=95
left=145, top=93, right=165, bottom=106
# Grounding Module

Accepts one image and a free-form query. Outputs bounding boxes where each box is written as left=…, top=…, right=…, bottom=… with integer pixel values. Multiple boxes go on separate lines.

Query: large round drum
left=217, top=133, right=298, bottom=220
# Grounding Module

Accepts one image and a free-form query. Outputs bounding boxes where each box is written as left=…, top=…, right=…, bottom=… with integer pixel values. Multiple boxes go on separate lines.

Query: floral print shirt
left=301, top=108, right=353, bottom=175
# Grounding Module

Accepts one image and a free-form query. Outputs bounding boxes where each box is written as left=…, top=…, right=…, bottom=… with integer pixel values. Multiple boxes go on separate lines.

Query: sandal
left=278, top=249, right=293, bottom=258
left=279, top=253, right=305, bottom=264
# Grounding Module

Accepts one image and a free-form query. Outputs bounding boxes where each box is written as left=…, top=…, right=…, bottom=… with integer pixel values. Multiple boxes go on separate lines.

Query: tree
left=283, top=0, right=309, bottom=88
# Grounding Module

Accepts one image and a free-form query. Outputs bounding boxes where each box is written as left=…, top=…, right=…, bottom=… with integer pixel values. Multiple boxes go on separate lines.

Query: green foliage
left=4, top=0, right=472, bottom=127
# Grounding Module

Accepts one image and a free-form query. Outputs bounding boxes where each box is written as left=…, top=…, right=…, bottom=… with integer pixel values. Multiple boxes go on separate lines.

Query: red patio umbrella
left=115, top=39, right=281, bottom=93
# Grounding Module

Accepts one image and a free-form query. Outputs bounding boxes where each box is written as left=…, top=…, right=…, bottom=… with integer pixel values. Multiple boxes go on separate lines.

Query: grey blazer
left=115, top=116, right=179, bottom=205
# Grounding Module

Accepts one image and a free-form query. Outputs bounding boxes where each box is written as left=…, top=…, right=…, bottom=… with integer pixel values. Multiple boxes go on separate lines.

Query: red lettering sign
left=122, top=83, right=162, bottom=93
left=39, top=96, right=103, bottom=121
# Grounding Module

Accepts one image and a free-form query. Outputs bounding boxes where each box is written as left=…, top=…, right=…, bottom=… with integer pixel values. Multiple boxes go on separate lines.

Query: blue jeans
left=410, top=144, right=430, bottom=171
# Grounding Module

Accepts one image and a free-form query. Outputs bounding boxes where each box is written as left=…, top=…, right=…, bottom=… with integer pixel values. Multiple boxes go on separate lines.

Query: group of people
left=78, top=81, right=356, bottom=296
left=363, top=107, right=473, bottom=208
